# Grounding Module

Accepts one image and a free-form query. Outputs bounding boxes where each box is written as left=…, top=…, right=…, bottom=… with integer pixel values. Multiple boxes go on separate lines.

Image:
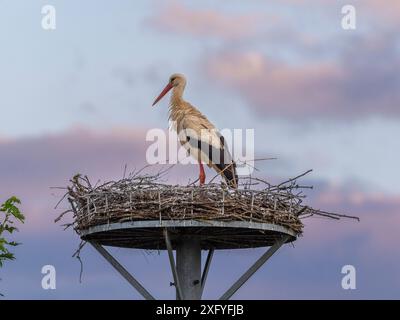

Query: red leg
left=199, top=162, right=206, bottom=185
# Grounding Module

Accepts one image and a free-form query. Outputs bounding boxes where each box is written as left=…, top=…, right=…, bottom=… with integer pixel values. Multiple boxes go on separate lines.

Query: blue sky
left=0, top=0, right=399, bottom=299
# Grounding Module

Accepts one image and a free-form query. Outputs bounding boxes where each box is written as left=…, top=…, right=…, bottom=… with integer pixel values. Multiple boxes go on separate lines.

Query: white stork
left=152, top=73, right=238, bottom=188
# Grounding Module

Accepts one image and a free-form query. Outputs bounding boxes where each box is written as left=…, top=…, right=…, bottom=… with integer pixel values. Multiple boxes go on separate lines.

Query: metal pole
left=89, top=241, right=155, bottom=300
left=164, top=229, right=183, bottom=300
left=200, top=249, right=214, bottom=297
left=176, top=236, right=202, bottom=300
left=219, top=235, right=289, bottom=300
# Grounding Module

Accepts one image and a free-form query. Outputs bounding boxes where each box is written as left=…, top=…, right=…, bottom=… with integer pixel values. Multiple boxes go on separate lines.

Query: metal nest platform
left=57, top=170, right=358, bottom=300
left=76, top=216, right=299, bottom=300
left=82, top=220, right=294, bottom=300
left=80, top=219, right=297, bottom=250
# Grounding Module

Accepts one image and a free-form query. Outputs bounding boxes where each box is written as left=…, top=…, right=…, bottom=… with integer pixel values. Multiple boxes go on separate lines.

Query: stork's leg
left=199, top=162, right=206, bottom=185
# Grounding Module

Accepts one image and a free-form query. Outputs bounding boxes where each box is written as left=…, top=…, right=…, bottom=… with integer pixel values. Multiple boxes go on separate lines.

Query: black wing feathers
left=186, top=134, right=238, bottom=188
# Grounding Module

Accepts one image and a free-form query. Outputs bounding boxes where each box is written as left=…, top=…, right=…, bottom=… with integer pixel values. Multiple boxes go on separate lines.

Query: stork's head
left=152, top=73, right=186, bottom=106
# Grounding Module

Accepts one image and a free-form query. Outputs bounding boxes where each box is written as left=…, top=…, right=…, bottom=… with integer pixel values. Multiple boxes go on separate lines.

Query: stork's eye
left=170, top=77, right=176, bottom=83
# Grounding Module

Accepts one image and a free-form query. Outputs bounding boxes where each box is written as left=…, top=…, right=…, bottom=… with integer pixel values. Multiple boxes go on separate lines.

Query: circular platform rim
left=80, top=219, right=297, bottom=250
left=80, top=219, right=297, bottom=237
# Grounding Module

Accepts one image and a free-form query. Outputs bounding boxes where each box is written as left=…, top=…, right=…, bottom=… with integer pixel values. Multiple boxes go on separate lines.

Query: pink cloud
left=206, top=51, right=344, bottom=117
left=0, top=127, right=210, bottom=230
left=204, top=38, right=400, bottom=118
left=147, top=2, right=263, bottom=40
left=301, top=183, right=400, bottom=258
left=0, top=127, right=149, bottom=230
left=364, top=0, right=400, bottom=22
left=278, top=0, right=400, bottom=21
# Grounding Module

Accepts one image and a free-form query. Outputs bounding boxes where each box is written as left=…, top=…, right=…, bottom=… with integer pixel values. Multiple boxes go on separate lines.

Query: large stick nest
left=57, top=167, right=358, bottom=236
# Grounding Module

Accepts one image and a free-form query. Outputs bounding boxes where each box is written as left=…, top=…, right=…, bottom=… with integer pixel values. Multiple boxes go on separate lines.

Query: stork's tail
left=216, top=161, right=238, bottom=188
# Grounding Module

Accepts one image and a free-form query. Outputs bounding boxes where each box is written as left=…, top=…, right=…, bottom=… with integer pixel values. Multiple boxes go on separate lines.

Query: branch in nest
left=55, top=167, right=359, bottom=236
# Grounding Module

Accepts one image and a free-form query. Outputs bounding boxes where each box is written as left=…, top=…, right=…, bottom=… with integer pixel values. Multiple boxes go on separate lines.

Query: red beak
left=152, top=83, right=173, bottom=106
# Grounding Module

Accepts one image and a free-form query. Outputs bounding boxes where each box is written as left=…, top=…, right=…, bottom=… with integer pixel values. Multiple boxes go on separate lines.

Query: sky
left=0, top=0, right=399, bottom=299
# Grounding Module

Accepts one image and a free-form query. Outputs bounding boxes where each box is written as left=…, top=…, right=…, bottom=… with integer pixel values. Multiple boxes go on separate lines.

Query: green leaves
left=0, top=238, right=16, bottom=268
left=1, top=224, right=18, bottom=234
left=0, top=196, right=25, bottom=223
left=0, top=196, right=24, bottom=269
